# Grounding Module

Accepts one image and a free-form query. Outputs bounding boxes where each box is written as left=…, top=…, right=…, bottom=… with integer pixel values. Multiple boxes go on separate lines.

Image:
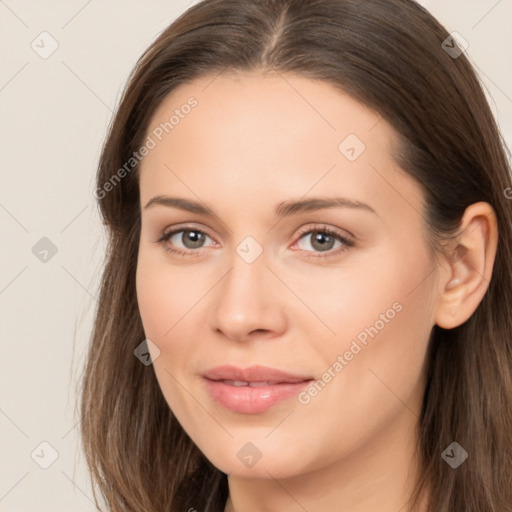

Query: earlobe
left=434, top=202, right=498, bottom=329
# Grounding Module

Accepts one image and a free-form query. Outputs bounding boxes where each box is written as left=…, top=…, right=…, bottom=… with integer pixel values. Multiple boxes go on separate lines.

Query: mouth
left=201, top=365, right=314, bottom=414
left=215, top=379, right=297, bottom=387
left=202, top=364, right=313, bottom=383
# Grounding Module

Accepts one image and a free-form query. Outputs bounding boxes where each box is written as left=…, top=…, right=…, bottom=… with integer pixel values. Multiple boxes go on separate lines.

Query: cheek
left=300, top=244, right=435, bottom=440
left=135, top=246, right=215, bottom=409
left=285, top=245, right=420, bottom=345
left=299, top=236, right=434, bottom=398
left=135, top=250, right=201, bottom=418
left=136, top=260, right=169, bottom=340
left=135, top=246, right=207, bottom=340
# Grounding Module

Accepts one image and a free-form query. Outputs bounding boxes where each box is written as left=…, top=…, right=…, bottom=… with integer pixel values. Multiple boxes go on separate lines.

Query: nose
left=208, top=246, right=287, bottom=342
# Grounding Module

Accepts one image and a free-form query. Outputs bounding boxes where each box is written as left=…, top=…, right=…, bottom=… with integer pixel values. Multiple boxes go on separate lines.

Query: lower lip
left=203, top=378, right=312, bottom=414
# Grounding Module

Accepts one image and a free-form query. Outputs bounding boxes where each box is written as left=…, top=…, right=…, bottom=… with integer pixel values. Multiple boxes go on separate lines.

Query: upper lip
left=202, top=365, right=313, bottom=384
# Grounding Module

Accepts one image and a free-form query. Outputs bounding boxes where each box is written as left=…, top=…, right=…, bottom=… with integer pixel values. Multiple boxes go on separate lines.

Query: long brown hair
left=80, top=0, right=512, bottom=510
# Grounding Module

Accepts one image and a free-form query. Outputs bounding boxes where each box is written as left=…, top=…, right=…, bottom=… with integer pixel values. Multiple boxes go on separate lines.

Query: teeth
left=222, top=380, right=281, bottom=387
left=248, top=381, right=278, bottom=387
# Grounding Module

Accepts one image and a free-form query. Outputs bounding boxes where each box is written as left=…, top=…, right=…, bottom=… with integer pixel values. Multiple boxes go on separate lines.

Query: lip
left=202, top=364, right=313, bottom=383
left=202, top=365, right=314, bottom=414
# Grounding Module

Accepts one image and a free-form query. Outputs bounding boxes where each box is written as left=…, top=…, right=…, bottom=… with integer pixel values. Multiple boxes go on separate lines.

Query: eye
left=292, top=224, right=354, bottom=259
left=155, top=223, right=354, bottom=259
left=156, top=227, right=215, bottom=256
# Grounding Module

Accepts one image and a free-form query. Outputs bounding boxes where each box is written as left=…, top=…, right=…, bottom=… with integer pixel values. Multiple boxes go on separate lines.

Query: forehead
left=139, top=71, right=423, bottom=223
left=145, top=70, right=391, bottom=156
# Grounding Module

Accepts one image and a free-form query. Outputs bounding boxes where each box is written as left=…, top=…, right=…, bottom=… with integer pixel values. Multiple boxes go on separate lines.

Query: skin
left=135, top=70, right=498, bottom=512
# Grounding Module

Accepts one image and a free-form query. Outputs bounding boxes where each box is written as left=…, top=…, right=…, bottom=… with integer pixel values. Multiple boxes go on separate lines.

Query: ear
left=434, top=202, right=498, bottom=329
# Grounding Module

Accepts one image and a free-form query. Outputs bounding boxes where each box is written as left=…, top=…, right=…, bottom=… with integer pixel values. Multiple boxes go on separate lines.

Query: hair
left=79, top=0, right=512, bottom=510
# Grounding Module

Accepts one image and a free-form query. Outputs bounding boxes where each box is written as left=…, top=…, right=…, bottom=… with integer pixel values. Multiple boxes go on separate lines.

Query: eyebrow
left=144, top=195, right=377, bottom=217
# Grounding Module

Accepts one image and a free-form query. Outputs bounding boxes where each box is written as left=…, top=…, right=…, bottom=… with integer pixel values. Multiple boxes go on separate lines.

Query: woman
left=80, top=0, right=512, bottom=510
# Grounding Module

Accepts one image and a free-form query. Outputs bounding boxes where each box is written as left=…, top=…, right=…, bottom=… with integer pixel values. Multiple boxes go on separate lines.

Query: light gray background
left=0, top=1, right=510, bottom=510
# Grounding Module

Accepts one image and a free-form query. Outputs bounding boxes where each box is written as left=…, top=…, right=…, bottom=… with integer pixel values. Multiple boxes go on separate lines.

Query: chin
left=200, top=442, right=309, bottom=479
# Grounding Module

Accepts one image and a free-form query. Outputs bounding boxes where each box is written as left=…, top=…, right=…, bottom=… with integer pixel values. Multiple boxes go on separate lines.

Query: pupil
left=185, top=230, right=204, bottom=248
left=313, top=232, right=334, bottom=251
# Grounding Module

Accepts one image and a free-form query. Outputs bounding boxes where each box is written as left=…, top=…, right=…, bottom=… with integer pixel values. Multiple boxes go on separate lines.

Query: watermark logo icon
left=441, top=31, right=469, bottom=59
left=31, top=31, right=59, bottom=59
left=237, top=442, right=262, bottom=468
left=134, top=339, right=161, bottom=365
left=32, top=237, right=58, bottom=263
left=236, top=236, right=263, bottom=264
left=338, top=133, right=366, bottom=161
left=441, top=441, right=468, bottom=468
left=31, top=441, right=59, bottom=469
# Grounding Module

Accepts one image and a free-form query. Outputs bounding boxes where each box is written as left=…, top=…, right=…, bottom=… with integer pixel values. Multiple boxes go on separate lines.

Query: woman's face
left=136, top=71, right=441, bottom=478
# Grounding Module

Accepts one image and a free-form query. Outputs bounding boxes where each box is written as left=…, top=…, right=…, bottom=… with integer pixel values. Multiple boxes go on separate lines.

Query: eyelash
left=155, top=224, right=355, bottom=260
